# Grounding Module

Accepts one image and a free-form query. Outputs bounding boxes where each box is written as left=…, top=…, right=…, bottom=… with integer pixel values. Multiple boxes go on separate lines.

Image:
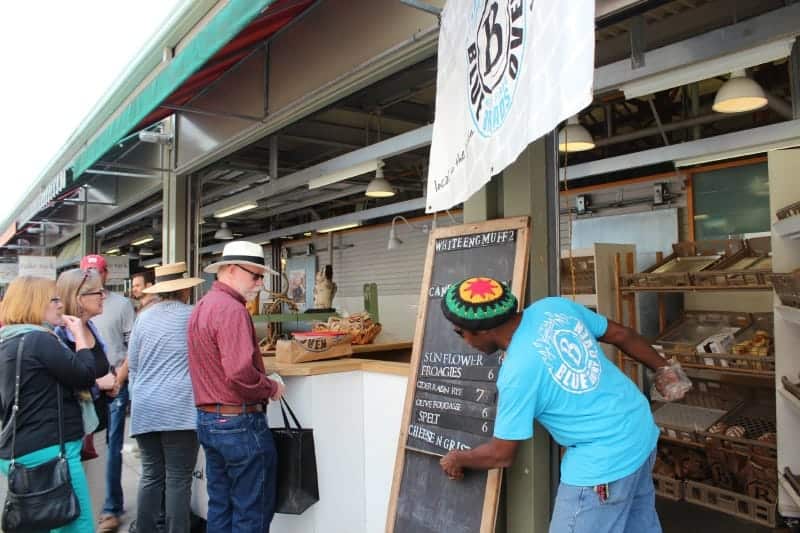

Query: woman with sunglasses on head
left=0, top=276, right=109, bottom=532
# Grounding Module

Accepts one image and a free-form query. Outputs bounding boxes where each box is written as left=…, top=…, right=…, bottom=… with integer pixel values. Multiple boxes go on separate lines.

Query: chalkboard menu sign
left=387, top=217, right=530, bottom=533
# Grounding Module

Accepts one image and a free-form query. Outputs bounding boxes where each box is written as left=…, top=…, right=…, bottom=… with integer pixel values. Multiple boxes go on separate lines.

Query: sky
left=0, top=1, right=181, bottom=227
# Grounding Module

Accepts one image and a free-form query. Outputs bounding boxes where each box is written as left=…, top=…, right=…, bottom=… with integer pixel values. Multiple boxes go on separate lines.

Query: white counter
left=191, top=359, right=409, bottom=533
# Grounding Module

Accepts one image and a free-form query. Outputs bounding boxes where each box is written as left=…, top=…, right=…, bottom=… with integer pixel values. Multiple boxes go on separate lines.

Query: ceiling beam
left=200, top=124, right=433, bottom=217
left=201, top=197, right=425, bottom=253
left=594, top=3, right=800, bottom=94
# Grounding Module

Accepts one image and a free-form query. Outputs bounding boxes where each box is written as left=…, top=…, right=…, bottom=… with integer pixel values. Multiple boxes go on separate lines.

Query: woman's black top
left=0, top=330, right=109, bottom=458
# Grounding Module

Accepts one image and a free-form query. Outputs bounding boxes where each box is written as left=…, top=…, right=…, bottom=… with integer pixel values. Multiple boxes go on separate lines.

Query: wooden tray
left=769, top=270, right=800, bottom=309
left=654, top=311, right=750, bottom=354
left=621, top=239, right=740, bottom=289
left=776, top=200, right=800, bottom=220
left=693, top=236, right=772, bottom=288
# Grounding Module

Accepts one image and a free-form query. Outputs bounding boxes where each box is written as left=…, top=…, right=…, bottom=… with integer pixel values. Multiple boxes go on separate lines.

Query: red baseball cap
left=80, top=254, right=108, bottom=272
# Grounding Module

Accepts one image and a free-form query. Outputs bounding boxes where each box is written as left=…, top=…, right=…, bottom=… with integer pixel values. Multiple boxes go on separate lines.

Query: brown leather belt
left=197, top=403, right=264, bottom=415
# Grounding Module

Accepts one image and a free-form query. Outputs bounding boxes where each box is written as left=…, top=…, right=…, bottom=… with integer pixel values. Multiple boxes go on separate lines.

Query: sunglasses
left=80, top=289, right=107, bottom=298
left=235, top=264, right=265, bottom=282
left=76, top=271, right=90, bottom=296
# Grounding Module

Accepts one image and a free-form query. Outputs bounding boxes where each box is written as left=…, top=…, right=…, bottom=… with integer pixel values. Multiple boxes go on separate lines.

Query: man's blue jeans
left=549, top=448, right=661, bottom=533
left=103, top=383, right=129, bottom=517
left=197, top=409, right=277, bottom=533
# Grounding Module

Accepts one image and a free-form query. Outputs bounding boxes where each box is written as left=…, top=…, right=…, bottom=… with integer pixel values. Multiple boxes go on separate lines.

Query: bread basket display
left=312, top=312, right=381, bottom=345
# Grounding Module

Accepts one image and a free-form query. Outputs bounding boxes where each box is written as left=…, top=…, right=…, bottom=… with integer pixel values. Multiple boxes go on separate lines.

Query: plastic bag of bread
left=650, top=358, right=692, bottom=402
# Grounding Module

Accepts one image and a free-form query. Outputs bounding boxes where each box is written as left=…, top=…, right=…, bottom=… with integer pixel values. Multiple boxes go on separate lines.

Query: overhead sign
left=0, top=263, right=18, bottom=284
left=18, top=256, right=57, bottom=280
left=426, top=0, right=595, bottom=212
left=104, top=255, right=130, bottom=280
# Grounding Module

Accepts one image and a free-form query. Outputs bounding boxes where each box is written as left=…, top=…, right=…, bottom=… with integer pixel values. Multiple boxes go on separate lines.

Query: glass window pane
left=692, top=162, right=769, bottom=240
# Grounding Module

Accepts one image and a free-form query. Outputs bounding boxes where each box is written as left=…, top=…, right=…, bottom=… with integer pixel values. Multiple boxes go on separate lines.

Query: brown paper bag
left=276, top=333, right=352, bottom=363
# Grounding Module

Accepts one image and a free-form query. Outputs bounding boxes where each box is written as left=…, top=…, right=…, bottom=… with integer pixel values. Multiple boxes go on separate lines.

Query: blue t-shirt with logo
left=493, top=297, right=659, bottom=486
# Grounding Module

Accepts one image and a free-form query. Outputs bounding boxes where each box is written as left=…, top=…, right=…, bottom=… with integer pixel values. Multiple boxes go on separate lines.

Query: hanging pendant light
left=366, top=161, right=395, bottom=198
left=712, top=70, right=768, bottom=113
left=214, top=222, right=234, bottom=240
left=557, top=116, right=595, bottom=152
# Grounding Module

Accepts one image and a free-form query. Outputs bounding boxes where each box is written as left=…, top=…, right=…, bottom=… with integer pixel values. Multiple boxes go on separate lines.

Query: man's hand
left=440, top=451, right=464, bottom=480
left=653, top=361, right=691, bottom=401
left=270, top=381, right=285, bottom=402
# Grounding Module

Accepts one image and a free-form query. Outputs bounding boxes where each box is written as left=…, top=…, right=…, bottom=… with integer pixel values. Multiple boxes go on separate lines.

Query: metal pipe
left=646, top=98, right=670, bottom=146
left=399, top=0, right=442, bottom=17
left=593, top=112, right=736, bottom=148
left=96, top=203, right=162, bottom=237
left=85, top=169, right=160, bottom=179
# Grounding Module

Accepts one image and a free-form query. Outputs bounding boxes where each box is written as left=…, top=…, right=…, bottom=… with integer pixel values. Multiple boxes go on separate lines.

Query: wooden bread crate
left=621, top=239, right=739, bottom=289
left=693, top=237, right=772, bottom=288
left=684, top=480, right=777, bottom=528
left=776, top=199, right=800, bottom=220
left=769, top=270, right=800, bottom=309
left=653, top=474, right=683, bottom=501
left=559, top=255, right=595, bottom=294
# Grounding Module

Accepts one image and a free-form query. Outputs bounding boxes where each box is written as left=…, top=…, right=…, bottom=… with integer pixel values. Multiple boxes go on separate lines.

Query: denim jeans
left=135, top=430, right=199, bottom=533
left=103, top=382, right=129, bottom=516
left=197, top=410, right=277, bottom=533
left=549, top=448, right=661, bottom=533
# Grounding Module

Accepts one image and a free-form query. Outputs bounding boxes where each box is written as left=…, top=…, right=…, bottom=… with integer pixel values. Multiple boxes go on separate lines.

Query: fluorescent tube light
left=131, top=235, right=154, bottom=246
left=214, top=202, right=258, bottom=218
left=308, top=160, right=380, bottom=190
left=317, top=222, right=361, bottom=233
left=104, top=248, right=120, bottom=255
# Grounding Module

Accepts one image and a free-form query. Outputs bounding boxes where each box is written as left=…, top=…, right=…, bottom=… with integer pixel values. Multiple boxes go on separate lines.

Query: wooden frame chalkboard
left=386, top=217, right=531, bottom=533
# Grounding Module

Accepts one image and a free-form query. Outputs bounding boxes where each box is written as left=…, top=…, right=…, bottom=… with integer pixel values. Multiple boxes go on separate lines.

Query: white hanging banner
left=18, top=256, right=57, bottom=280
left=104, top=255, right=130, bottom=280
left=426, top=0, right=595, bottom=212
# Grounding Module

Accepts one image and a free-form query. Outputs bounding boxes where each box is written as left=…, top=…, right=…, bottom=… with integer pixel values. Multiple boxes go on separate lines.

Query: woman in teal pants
left=0, top=276, right=109, bottom=532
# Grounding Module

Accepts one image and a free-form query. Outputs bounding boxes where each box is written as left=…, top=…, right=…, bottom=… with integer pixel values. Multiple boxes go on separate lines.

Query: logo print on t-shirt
left=534, top=312, right=601, bottom=394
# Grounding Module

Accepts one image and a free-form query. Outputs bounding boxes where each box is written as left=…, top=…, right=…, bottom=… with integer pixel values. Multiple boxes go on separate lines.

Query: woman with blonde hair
left=0, top=275, right=109, bottom=532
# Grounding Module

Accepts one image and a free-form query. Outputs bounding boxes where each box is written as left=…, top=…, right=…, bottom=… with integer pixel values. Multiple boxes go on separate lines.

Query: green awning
left=69, top=0, right=275, bottom=182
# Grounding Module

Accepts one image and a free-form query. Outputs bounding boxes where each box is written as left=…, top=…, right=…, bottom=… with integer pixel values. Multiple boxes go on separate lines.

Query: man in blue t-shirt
left=438, top=277, right=687, bottom=533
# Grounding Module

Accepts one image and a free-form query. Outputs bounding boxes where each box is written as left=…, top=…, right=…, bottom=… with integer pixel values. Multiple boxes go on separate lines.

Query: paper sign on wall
left=18, top=256, right=57, bottom=280
left=426, top=0, right=595, bottom=212
left=104, top=255, right=130, bottom=280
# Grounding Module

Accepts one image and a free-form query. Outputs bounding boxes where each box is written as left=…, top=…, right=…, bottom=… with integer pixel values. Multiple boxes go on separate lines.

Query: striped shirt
left=128, top=301, right=196, bottom=437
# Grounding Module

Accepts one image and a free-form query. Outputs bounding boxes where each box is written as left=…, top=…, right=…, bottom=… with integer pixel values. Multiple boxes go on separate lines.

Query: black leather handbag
left=1, top=335, right=80, bottom=532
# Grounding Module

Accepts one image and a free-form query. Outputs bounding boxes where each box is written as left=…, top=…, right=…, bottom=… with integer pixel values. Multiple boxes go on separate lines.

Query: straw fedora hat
left=203, top=240, right=278, bottom=275
left=143, top=262, right=205, bottom=294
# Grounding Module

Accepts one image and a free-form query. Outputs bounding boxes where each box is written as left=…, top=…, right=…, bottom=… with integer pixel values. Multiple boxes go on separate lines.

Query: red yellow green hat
left=441, top=277, right=517, bottom=331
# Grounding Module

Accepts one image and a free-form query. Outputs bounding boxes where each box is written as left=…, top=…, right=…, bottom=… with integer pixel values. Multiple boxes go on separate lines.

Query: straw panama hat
left=143, top=262, right=205, bottom=294
left=203, top=240, right=278, bottom=275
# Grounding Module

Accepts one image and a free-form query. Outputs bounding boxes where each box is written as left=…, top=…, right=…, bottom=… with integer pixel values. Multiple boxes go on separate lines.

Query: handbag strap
left=9, top=334, right=67, bottom=464
left=279, top=397, right=303, bottom=430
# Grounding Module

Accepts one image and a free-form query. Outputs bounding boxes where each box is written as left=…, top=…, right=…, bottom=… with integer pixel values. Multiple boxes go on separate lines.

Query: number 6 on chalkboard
left=481, top=408, right=489, bottom=419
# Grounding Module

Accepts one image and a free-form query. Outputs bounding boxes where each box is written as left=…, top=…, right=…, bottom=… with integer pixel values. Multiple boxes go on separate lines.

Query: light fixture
left=145, top=263, right=160, bottom=269
left=131, top=234, right=154, bottom=246
left=214, top=202, right=258, bottom=218
left=303, top=231, right=313, bottom=237
left=558, top=116, right=595, bottom=152
left=365, top=162, right=395, bottom=198
left=317, top=222, right=361, bottom=234
left=307, top=160, right=380, bottom=190
left=138, top=130, right=173, bottom=145
left=712, top=70, right=768, bottom=113
left=214, top=222, right=234, bottom=240
left=139, top=246, right=155, bottom=256
left=387, top=215, right=430, bottom=250
left=104, top=248, right=120, bottom=255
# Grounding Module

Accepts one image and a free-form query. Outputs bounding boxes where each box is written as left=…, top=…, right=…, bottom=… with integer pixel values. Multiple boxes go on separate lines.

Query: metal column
left=500, top=133, right=559, bottom=533
left=161, top=117, right=188, bottom=264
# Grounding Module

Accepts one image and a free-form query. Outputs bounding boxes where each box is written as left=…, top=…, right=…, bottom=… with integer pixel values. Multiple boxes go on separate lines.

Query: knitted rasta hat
left=441, top=277, right=518, bottom=331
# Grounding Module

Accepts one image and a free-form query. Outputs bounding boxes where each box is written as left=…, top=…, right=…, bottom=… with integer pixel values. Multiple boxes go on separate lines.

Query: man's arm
left=599, top=319, right=667, bottom=371
left=440, top=438, right=520, bottom=479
